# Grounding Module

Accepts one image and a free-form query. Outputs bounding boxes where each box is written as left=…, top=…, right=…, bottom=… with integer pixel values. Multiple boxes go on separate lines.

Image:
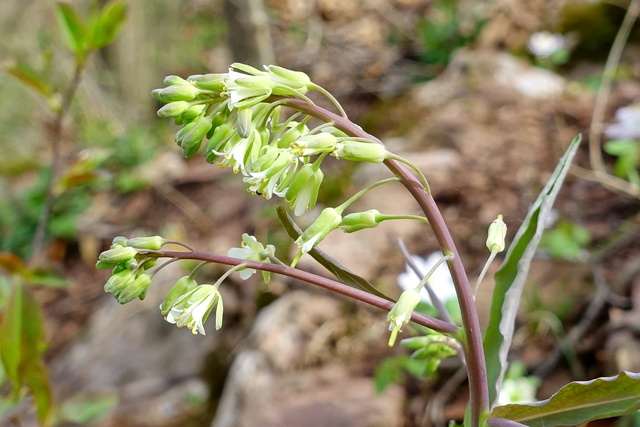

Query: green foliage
left=0, top=278, right=53, bottom=425
left=373, top=355, right=430, bottom=393
left=540, top=219, right=591, bottom=261
left=416, top=0, right=485, bottom=75
left=54, top=392, right=117, bottom=425
left=55, top=0, right=127, bottom=65
left=492, top=372, right=640, bottom=426
left=0, top=168, right=97, bottom=258
left=604, top=139, right=640, bottom=188
left=484, top=136, right=581, bottom=407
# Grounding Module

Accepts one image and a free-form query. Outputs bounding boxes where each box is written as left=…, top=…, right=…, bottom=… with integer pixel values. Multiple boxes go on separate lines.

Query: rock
left=211, top=291, right=405, bottom=427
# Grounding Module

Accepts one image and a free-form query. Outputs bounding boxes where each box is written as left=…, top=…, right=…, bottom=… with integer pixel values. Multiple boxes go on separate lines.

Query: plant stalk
left=284, top=98, right=490, bottom=426
left=151, top=249, right=460, bottom=335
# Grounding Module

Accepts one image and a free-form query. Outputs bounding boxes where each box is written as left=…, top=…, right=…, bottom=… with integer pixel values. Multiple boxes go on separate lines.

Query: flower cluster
left=153, top=63, right=391, bottom=217
left=97, top=236, right=166, bottom=303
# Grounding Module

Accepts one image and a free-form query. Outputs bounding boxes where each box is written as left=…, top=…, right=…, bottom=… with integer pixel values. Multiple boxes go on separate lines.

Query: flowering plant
left=97, top=63, right=640, bottom=427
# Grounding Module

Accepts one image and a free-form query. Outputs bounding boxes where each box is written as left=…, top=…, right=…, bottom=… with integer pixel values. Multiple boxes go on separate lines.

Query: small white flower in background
left=397, top=252, right=456, bottom=304
left=605, top=103, right=640, bottom=140
left=498, top=361, right=540, bottom=405
left=527, top=31, right=566, bottom=59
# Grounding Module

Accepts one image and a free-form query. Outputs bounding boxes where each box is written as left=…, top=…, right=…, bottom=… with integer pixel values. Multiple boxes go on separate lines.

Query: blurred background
left=1, top=0, right=640, bottom=426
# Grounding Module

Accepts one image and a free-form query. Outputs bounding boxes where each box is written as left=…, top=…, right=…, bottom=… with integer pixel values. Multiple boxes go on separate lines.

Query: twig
left=588, top=0, right=640, bottom=176
left=30, top=63, right=85, bottom=266
left=282, top=98, right=490, bottom=427
left=571, top=165, right=640, bottom=198
left=148, top=249, right=461, bottom=335
left=398, top=238, right=454, bottom=324
left=421, top=366, right=467, bottom=427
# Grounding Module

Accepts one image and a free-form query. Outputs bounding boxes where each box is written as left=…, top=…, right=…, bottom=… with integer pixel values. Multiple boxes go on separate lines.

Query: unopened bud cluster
left=97, top=235, right=166, bottom=303
left=153, top=63, right=391, bottom=217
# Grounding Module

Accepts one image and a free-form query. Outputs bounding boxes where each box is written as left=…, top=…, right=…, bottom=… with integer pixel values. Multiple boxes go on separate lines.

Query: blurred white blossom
left=527, top=31, right=566, bottom=59
left=397, top=252, right=456, bottom=304
left=605, top=103, right=640, bottom=140
left=498, top=361, right=540, bottom=406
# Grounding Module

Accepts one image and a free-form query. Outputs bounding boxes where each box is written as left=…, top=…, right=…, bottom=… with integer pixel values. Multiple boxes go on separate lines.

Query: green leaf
left=483, top=135, right=582, bottom=407
left=55, top=2, right=87, bottom=56
left=276, top=206, right=393, bottom=301
left=56, top=392, right=117, bottom=424
left=5, top=62, right=54, bottom=100
left=87, top=0, right=127, bottom=49
left=491, top=371, right=640, bottom=426
left=0, top=279, right=23, bottom=397
left=0, top=278, right=54, bottom=424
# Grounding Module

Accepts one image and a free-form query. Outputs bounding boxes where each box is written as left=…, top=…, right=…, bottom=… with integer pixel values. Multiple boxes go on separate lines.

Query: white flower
left=224, top=69, right=272, bottom=110
left=227, top=234, right=275, bottom=281
left=605, top=103, right=640, bottom=140
left=527, top=31, right=566, bottom=59
left=497, top=361, right=540, bottom=405
left=397, top=253, right=456, bottom=304
left=498, top=376, right=539, bottom=405
left=165, top=284, right=223, bottom=335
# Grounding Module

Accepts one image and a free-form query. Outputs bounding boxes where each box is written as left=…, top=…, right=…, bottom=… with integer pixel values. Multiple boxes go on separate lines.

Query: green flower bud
left=164, top=75, right=189, bottom=86
left=236, top=107, right=253, bottom=138
left=332, top=141, right=388, bottom=163
left=151, top=88, right=163, bottom=101
left=486, top=214, right=507, bottom=253
left=160, top=275, right=198, bottom=315
left=158, top=85, right=200, bottom=102
left=204, top=123, right=237, bottom=163
left=277, top=123, right=305, bottom=149
left=285, top=163, right=324, bottom=216
left=292, top=133, right=337, bottom=156
left=104, top=269, right=135, bottom=293
left=157, top=101, right=190, bottom=118
left=126, top=236, right=165, bottom=250
left=110, top=236, right=128, bottom=248
left=387, top=288, right=422, bottom=346
left=179, top=104, right=206, bottom=123
left=266, top=65, right=311, bottom=92
left=175, top=117, right=212, bottom=155
left=341, top=209, right=381, bottom=233
left=295, top=207, right=342, bottom=253
left=188, top=73, right=226, bottom=91
left=115, top=272, right=152, bottom=304
left=96, top=246, right=138, bottom=269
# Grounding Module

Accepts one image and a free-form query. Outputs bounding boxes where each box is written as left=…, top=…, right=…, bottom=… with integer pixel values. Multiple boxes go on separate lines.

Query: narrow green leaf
left=55, top=2, right=87, bottom=55
left=491, top=371, right=640, bottom=426
left=88, top=0, right=127, bottom=49
left=0, top=279, right=23, bottom=397
left=20, top=284, right=54, bottom=425
left=483, top=135, right=582, bottom=407
left=276, top=206, right=393, bottom=301
left=5, top=62, right=54, bottom=99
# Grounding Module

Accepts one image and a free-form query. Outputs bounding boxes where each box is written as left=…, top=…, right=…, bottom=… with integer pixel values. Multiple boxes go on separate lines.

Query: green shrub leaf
left=88, top=0, right=127, bottom=49
left=55, top=2, right=87, bottom=56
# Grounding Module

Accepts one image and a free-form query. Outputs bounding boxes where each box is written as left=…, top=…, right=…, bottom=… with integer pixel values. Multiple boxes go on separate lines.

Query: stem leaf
left=483, top=135, right=582, bottom=407
left=491, top=371, right=640, bottom=426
